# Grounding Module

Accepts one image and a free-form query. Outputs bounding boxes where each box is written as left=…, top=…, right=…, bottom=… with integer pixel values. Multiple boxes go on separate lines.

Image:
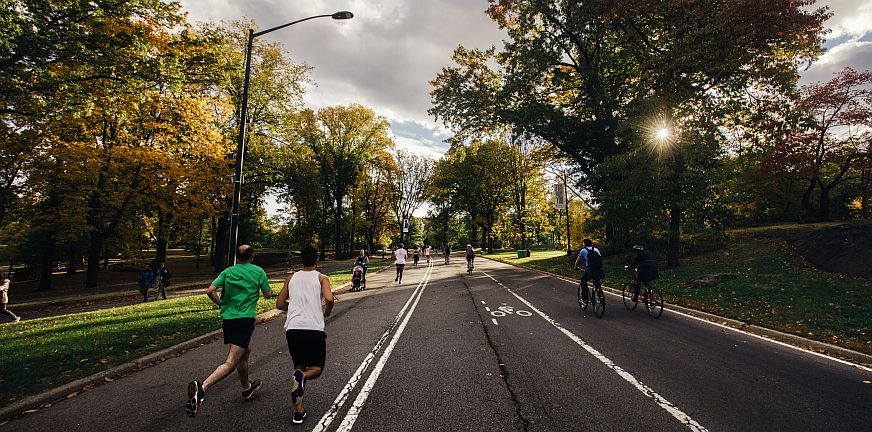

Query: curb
left=481, top=255, right=872, bottom=368
left=0, top=309, right=285, bottom=423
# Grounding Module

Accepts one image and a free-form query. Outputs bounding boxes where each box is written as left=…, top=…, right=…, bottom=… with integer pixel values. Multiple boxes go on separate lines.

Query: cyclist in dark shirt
left=628, top=245, right=659, bottom=302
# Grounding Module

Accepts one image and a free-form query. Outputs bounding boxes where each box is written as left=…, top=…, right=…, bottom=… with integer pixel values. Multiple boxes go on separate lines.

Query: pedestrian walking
left=156, top=262, right=171, bottom=300
left=394, top=243, right=408, bottom=284
left=425, top=245, right=431, bottom=264
left=0, top=270, right=20, bottom=322
left=413, top=248, right=420, bottom=266
left=137, top=264, right=155, bottom=302
left=185, top=245, right=273, bottom=418
left=276, top=246, right=334, bottom=425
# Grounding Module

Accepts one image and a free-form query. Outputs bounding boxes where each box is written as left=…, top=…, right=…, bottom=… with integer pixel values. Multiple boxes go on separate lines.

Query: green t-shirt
left=212, top=263, right=271, bottom=320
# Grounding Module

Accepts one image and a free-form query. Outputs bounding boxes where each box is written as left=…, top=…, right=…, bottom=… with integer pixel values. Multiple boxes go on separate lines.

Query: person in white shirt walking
left=394, top=243, right=408, bottom=284
left=276, top=246, right=334, bottom=425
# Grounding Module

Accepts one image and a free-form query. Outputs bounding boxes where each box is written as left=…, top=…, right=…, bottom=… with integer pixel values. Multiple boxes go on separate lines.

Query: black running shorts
left=286, top=329, right=327, bottom=369
left=222, top=318, right=256, bottom=349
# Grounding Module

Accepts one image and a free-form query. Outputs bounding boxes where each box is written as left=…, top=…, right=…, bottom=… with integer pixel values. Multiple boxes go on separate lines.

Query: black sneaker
left=242, top=379, right=262, bottom=401
left=292, top=410, right=307, bottom=424
left=291, top=369, right=305, bottom=404
left=185, top=380, right=204, bottom=418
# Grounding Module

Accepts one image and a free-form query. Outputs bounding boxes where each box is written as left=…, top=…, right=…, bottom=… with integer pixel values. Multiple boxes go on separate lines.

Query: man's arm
left=275, top=276, right=291, bottom=311
left=261, top=272, right=273, bottom=299
left=320, top=274, right=335, bottom=318
left=206, top=285, right=222, bottom=307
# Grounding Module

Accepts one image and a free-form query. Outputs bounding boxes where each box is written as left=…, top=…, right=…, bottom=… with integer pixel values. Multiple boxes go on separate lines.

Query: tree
left=432, top=0, right=828, bottom=266
left=390, top=149, right=434, bottom=244
left=297, top=105, right=394, bottom=259
left=766, top=68, right=872, bottom=221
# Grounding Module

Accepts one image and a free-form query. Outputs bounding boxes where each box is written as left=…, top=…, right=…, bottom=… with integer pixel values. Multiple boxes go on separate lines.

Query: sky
left=176, top=0, right=872, bottom=215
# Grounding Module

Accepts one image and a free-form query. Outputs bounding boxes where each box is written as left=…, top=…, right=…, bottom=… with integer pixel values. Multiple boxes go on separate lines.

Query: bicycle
left=621, top=266, right=663, bottom=318
left=466, top=256, right=474, bottom=274
left=576, top=268, right=605, bottom=319
left=444, top=253, right=450, bottom=265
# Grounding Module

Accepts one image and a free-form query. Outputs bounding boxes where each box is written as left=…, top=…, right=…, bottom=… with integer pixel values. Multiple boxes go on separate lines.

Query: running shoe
left=291, top=369, right=305, bottom=404
left=241, top=379, right=262, bottom=401
left=292, top=410, right=307, bottom=424
left=185, top=380, right=204, bottom=418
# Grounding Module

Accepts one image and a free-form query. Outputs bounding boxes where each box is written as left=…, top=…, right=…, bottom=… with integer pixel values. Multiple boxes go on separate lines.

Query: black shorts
left=222, top=318, right=256, bottom=349
left=396, top=264, right=405, bottom=269
left=286, top=329, right=327, bottom=369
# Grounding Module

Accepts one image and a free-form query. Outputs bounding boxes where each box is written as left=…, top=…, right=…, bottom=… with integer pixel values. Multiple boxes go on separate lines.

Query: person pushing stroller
left=351, top=249, right=369, bottom=292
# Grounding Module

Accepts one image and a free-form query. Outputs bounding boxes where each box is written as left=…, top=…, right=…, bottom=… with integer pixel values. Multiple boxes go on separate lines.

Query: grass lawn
left=486, top=240, right=872, bottom=355
left=0, top=263, right=388, bottom=408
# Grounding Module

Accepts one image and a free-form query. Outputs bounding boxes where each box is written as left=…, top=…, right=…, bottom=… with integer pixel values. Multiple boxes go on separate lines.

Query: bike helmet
left=632, top=245, right=645, bottom=251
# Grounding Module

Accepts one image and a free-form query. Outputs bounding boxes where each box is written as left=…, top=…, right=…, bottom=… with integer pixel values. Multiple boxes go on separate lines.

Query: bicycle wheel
left=622, top=283, right=638, bottom=310
left=577, top=282, right=589, bottom=310
left=593, top=286, right=605, bottom=318
left=646, top=287, right=664, bottom=318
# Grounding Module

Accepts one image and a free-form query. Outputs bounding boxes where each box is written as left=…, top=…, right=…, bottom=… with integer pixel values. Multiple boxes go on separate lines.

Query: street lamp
left=227, top=11, right=353, bottom=267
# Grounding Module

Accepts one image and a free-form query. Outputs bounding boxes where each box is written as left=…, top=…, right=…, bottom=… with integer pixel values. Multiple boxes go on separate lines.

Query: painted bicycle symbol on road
left=489, top=305, right=532, bottom=318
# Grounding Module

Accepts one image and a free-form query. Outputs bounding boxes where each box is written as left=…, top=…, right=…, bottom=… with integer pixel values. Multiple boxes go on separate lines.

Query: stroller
left=350, top=264, right=366, bottom=292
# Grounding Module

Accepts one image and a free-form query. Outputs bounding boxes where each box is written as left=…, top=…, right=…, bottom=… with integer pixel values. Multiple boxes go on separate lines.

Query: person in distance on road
left=628, top=245, right=659, bottom=302
left=185, top=244, right=273, bottom=418
left=425, top=245, right=431, bottom=264
left=355, top=249, right=369, bottom=285
left=413, top=247, right=420, bottom=266
left=276, top=246, right=335, bottom=425
left=137, top=264, right=155, bottom=302
left=394, top=243, right=408, bottom=283
left=465, top=244, right=475, bottom=269
left=574, top=238, right=604, bottom=303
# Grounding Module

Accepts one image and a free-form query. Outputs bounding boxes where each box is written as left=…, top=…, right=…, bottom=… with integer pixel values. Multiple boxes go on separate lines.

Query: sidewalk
left=8, top=258, right=388, bottom=320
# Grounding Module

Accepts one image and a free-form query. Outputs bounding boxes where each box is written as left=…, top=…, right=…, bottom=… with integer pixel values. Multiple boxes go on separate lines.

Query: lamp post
left=227, top=11, right=353, bottom=268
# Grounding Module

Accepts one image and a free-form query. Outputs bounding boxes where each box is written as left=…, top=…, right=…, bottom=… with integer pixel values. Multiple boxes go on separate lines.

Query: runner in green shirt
left=186, top=245, right=273, bottom=418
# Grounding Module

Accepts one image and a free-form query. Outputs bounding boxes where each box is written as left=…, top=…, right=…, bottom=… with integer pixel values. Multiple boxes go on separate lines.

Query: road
left=4, top=257, right=870, bottom=431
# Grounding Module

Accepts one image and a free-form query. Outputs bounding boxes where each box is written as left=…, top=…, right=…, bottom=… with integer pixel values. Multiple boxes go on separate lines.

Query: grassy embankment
left=486, top=239, right=872, bottom=355
left=0, top=261, right=389, bottom=408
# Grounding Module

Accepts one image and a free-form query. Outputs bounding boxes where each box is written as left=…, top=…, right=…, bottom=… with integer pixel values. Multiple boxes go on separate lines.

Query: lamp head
left=332, top=11, right=354, bottom=19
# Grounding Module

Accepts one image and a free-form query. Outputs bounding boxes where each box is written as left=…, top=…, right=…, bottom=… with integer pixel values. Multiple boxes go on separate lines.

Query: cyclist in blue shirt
left=574, top=239, right=604, bottom=303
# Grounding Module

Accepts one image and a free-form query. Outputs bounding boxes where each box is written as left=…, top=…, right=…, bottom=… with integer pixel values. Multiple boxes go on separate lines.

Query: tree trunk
left=154, top=207, right=168, bottom=266
left=334, top=195, right=343, bottom=259
left=801, top=179, right=818, bottom=221
left=85, top=232, right=103, bottom=288
left=667, top=151, right=685, bottom=268
left=214, top=215, right=229, bottom=273
left=860, top=166, right=869, bottom=219
left=209, top=216, right=217, bottom=267
left=37, top=236, right=56, bottom=291
left=818, top=185, right=832, bottom=222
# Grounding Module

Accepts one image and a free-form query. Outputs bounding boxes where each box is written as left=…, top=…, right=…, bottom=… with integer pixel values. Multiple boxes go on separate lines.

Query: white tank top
left=283, top=271, right=325, bottom=331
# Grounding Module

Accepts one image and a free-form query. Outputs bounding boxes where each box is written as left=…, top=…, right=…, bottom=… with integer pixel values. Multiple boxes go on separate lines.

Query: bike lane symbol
left=489, top=304, right=532, bottom=318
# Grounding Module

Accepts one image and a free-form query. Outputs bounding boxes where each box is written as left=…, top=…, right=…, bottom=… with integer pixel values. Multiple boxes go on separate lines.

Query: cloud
left=803, top=41, right=872, bottom=84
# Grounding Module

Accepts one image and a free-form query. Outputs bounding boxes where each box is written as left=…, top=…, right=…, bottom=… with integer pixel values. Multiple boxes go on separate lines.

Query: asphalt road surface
left=5, top=257, right=871, bottom=431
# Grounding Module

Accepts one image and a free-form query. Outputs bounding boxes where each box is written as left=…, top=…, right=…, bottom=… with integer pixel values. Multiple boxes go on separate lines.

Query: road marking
left=492, top=318, right=499, bottom=326
left=481, top=300, right=486, bottom=305
left=485, top=306, right=491, bottom=312
left=313, top=262, right=433, bottom=432
left=485, top=258, right=872, bottom=372
left=335, top=262, right=434, bottom=432
left=554, top=271, right=872, bottom=372
left=483, top=271, right=709, bottom=432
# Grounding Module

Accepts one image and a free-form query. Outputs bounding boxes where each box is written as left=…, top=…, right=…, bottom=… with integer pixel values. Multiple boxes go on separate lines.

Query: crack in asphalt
left=461, top=276, right=531, bottom=432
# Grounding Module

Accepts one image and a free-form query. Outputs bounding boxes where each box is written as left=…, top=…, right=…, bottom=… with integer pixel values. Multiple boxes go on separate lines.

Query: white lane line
left=313, top=262, right=433, bottom=432
left=485, top=306, right=491, bottom=312
left=481, top=300, right=486, bottom=305
left=530, top=269, right=872, bottom=372
left=483, top=271, right=709, bottom=432
left=335, top=263, right=434, bottom=432
left=492, top=318, right=499, bottom=326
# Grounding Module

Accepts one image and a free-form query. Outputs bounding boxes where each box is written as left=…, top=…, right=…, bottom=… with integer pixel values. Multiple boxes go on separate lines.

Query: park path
left=2, top=257, right=870, bottom=431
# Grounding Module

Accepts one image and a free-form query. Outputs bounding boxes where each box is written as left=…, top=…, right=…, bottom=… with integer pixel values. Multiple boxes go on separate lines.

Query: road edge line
left=481, top=255, right=872, bottom=370
left=0, top=309, right=284, bottom=423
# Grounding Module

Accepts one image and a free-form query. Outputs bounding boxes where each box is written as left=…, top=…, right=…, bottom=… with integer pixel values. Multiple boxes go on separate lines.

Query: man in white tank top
left=394, top=243, right=408, bottom=284
left=276, top=246, right=334, bottom=425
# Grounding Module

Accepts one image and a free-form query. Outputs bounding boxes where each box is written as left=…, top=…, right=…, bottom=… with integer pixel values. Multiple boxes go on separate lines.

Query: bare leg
left=237, top=348, right=252, bottom=388
left=294, top=365, right=324, bottom=413
left=1, top=303, right=18, bottom=321
left=203, top=344, right=247, bottom=391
